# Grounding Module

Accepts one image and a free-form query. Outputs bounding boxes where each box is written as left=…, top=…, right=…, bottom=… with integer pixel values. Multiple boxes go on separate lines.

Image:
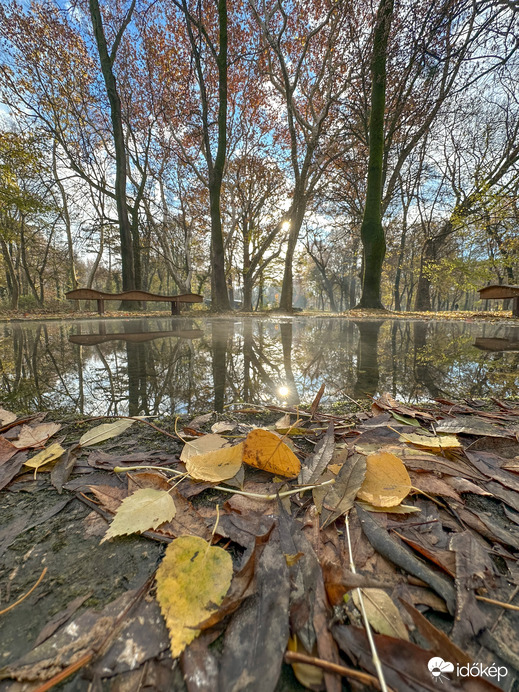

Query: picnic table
left=478, top=284, right=519, bottom=317
left=65, top=289, right=203, bottom=315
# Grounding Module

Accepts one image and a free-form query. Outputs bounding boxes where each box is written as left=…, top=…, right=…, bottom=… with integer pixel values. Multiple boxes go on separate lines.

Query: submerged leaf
left=185, top=442, right=244, bottom=482
left=356, top=452, right=411, bottom=508
left=79, top=419, right=135, bottom=447
left=101, top=488, right=176, bottom=542
left=243, top=428, right=300, bottom=477
left=156, top=536, right=232, bottom=657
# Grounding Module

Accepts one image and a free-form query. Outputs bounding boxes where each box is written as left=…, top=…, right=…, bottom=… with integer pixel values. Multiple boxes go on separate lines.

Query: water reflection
left=1, top=317, right=518, bottom=416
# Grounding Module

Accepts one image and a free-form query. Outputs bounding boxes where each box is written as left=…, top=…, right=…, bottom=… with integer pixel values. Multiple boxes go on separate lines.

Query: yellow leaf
left=242, top=429, right=300, bottom=478
left=399, top=432, right=461, bottom=450
left=101, top=489, right=176, bottom=542
left=79, top=419, right=135, bottom=447
left=356, top=452, right=411, bottom=507
left=287, top=635, right=323, bottom=689
left=180, top=433, right=228, bottom=462
left=185, top=441, right=244, bottom=482
left=156, top=536, right=233, bottom=657
left=24, top=443, right=65, bottom=477
left=352, top=589, right=409, bottom=640
left=12, top=423, right=61, bottom=449
left=356, top=501, right=421, bottom=514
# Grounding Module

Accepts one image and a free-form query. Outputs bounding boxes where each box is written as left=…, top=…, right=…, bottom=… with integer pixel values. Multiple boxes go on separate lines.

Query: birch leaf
left=101, top=489, right=176, bottom=542
left=79, top=419, right=135, bottom=447
left=185, top=442, right=244, bottom=482
left=243, top=429, right=300, bottom=478
left=156, top=536, right=233, bottom=657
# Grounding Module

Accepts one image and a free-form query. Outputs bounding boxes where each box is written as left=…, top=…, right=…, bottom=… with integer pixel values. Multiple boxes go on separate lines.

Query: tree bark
left=356, top=0, right=394, bottom=309
left=88, top=0, right=137, bottom=295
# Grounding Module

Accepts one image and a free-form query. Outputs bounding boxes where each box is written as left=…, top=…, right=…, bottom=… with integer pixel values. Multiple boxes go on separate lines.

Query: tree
left=356, top=0, right=394, bottom=308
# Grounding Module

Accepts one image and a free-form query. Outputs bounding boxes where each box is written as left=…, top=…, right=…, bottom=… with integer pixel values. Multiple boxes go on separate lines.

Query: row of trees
left=0, top=0, right=518, bottom=312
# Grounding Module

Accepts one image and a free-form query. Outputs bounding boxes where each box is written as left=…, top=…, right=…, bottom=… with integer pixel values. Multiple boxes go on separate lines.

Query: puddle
left=1, top=316, right=518, bottom=415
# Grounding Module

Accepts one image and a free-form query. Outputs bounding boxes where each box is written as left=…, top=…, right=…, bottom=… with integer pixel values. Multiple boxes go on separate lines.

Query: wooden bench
left=478, top=285, right=519, bottom=317
left=69, top=328, right=204, bottom=345
left=65, top=289, right=203, bottom=315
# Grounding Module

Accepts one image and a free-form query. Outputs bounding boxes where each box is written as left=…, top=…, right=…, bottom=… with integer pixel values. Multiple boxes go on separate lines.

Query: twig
left=345, top=514, right=389, bottom=692
left=113, top=465, right=336, bottom=499
left=284, top=651, right=395, bottom=692
left=0, top=567, right=47, bottom=616
left=476, top=594, right=519, bottom=612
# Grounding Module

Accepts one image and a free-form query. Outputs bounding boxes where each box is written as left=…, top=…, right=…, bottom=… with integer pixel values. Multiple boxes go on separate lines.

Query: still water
left=1, top=316, right=518, bottom=416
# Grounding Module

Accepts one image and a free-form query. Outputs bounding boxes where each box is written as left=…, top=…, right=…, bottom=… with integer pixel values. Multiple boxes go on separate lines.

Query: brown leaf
left=12, top=422, right=61, bottom=449
left=320, top=452, right=366, bottom=528
left=298, top=421, right=335, bottom=484
left=0, top=451, right=28, bottom=491
left=0, top=436, right=18, bottom=464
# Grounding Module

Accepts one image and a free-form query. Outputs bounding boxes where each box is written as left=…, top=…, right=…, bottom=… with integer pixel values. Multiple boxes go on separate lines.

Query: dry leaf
left=399, top=432, right=462, bottom=450
left=12, top=423, right=61, bottom=449
left=356, top=501, right=421, bottom=514
left=180, top=433, right=228, bottom=462
left=356, top=452, right=411, bottom=507
left=287, top=635, right=324, bottom=689
left=156, top=536, right=233, bottom=657
left=211, top=421, right=236, bottom=434
left=79, top=419, right=135, bottom=447
left=101, top=488, right=176, bottom=542
left=0, top=407, right=17, bottom=426
left=185, top=442, right=244, bottom=482
left=243, top=429, right=300, bottom=478
left=352, top=588, right=409, bottom=640
left=24, top=443, right=65, bottom=477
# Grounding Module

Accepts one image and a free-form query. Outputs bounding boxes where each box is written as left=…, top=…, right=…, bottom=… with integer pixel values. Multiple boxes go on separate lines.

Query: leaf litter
left=0, top=396, right=518, bottom=690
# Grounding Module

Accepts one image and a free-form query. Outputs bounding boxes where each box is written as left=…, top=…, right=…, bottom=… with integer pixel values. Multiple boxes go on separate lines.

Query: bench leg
left=97, top=299, right=105, bottom=315
left=171, top=301, right=179, bottom=315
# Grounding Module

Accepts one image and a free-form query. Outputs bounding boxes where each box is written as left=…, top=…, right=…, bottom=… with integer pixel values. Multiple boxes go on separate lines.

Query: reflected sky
left=1, top=316, right=518, bottom=416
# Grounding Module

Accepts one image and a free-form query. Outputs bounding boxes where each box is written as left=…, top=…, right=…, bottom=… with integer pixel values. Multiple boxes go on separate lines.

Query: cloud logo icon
left=428, top=657, right=454, bottom=682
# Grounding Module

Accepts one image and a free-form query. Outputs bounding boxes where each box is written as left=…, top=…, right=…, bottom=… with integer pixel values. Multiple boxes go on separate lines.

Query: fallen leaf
left=101, top=489, right=176, bottom=542
left=12, top=423, right=61, bottom=449
left=180, top=433, right=228, bottom=462
left=156, top=536, right=232, bottom=657
left=24, top=443, right=65, bottom=478
left=320, top=452, right=367, bottom=528
left=287, top=635, right=324, bottom=689
left=211, top=421, right=236, bottom=434
left=436, top=416, right=512, bottom=438
left=356, top=501, right=421, bottom=514
left=275, top=414, right=291, bottom=429
left=399, top=432, right=462, bottom=450
left=357, top=452, right=411, bottom=507
left=243, top=429, right=300, bottom=478
left=352, top=588, right=409, bottom=640
left=391, top=412, right=421, bottom=427
left=298, top=421, right=335, bottom=485
left=79, top=419, right=135, bottom=447
left=185, top=442, right=244, bottom=482
left=0, top=436, right=18, bottom=464
left=0, top=407, right=17, bottom=426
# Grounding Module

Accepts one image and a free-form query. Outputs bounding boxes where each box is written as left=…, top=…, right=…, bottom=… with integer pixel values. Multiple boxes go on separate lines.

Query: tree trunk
left=0, top=237, right=19, bottom=310
left=414, top=238, right=434, bottom=311
left=88, top=0, right=136, bottom=296
left=356, top=0, right=394, bottom=309
left=279, top=202, right=305, bottom=312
